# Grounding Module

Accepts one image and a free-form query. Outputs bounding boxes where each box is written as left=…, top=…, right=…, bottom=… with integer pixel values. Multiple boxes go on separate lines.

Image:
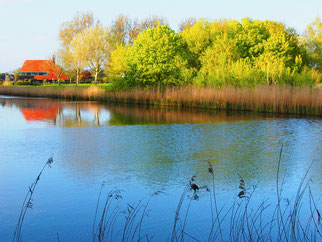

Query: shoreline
left=0, top=85, right=321, bottom=116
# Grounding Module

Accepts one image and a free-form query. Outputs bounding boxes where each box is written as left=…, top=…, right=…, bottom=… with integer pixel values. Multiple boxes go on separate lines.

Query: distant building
left=19, top=60, right=69, bottom=81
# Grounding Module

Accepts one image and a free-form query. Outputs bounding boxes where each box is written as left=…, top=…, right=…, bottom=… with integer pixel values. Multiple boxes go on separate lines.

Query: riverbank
left=0, top=85, right=321, bottom=115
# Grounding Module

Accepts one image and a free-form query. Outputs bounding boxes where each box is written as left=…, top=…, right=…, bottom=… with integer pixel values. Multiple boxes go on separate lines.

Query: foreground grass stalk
left=208, top=162, right=223, bottom=242
left=13, top=157, right=53, bottom=242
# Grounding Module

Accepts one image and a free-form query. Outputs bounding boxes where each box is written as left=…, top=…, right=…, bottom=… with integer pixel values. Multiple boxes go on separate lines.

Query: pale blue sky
left=0, top=0, right=321, bottom=72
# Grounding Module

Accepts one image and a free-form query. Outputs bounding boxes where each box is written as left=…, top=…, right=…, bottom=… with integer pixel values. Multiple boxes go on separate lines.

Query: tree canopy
left=57, top=14, right=321, bottom=88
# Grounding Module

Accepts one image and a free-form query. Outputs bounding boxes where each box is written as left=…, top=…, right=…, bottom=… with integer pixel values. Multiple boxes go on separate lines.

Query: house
left=19, top=60, right=69, bottom=81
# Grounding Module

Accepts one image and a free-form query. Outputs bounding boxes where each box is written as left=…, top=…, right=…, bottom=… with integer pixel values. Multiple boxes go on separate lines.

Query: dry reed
left=0, top=85, right=321, bottom=115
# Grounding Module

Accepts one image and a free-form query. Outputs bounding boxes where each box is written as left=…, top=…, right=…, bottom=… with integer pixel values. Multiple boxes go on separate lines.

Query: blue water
left=0, top=96, right=321, bottom=241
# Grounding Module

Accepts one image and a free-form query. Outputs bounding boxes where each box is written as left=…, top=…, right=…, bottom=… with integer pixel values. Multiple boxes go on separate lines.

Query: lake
left=0, top=95, right=321, bottom=241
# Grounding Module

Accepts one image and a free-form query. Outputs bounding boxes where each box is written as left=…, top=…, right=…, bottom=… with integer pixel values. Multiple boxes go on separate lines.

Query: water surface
left=0, top=96, right=321, bottom=241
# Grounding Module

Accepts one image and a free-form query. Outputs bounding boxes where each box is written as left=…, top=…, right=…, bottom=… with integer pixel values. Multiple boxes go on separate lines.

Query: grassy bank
left=0, top=85, right=321, bottom=115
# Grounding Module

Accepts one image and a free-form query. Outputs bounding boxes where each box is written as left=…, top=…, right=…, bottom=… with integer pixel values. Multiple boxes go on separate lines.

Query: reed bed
left=1, top=85, right=321, bottom=115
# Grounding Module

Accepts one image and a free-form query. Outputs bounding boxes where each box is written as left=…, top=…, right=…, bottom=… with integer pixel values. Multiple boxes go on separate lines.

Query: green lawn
left=15, top=83, right=114, bottom=91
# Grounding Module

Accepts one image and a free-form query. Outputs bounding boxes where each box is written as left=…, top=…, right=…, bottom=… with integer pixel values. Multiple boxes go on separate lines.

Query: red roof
left=19, top=60, right=69, bottom=81
left=34, top=74, right=69, bottom=81
left=20, top=60, right=54, bottom=72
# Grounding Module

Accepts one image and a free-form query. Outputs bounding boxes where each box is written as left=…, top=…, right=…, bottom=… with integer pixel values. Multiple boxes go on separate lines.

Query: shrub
left=102, top=77, right=109, bottom=83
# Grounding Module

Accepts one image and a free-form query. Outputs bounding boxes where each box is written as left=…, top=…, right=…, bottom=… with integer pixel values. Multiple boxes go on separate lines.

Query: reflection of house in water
left=20, top=106, right=59, bottom=121
left=0, top=96, right=111, bottom=127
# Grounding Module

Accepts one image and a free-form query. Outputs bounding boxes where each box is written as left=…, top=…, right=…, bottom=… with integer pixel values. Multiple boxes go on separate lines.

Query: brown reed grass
left=1, top=85, right=321, bottom=115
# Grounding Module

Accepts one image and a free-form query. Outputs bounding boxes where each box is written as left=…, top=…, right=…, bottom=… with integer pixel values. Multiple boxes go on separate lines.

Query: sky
left=0, top=0, right=321, bottom=73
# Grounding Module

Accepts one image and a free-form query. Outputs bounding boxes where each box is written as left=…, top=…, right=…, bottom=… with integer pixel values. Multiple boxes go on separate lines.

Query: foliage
left=125, top=24, right=191, bottom=87
left=58, top=12, right=95, bottom=85
left=304, top=17, right=322, bottom=72
left=107, top=44, right=129, bottom=78
left=15, top=80, right=41, bottom=86
left=109, top=15, right=167, bottom=48
left=63, top=31, right=88, bottom=85
left=80, top=70, right=92, bottom=80
left=77, top=24, right=111, bottom=84
left=59, top=12, right=94, bottom=48
left=56, top=14, right=321, bottom=88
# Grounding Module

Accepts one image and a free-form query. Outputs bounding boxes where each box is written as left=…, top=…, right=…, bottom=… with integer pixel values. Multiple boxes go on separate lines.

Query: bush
left=82, top=78, right=94, bottom=84
left=15, top=80, right=26, bottom=86
left=102, top=77, right=109, bottom=83
left=15, top=80, right=41, bottom=86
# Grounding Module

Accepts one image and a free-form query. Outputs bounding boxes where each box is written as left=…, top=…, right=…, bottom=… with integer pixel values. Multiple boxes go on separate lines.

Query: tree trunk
left=94, top=71, right=98, bottom=85
left=76, top=69, right=79, bottom=86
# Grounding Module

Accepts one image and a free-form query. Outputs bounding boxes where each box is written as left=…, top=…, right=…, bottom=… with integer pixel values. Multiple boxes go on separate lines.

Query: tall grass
left=1, top=85, right=321, bottom=115
left=90, top=156, right=321, bottom=241
left=13, top=158, right=53, bottom=242
left=14, top=151, right=321, bottom=241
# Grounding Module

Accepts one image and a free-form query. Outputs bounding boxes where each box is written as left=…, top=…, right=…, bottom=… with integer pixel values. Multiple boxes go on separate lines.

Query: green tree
left=180, top=20, right=211, bottom=68
left=126, top=24, right=190, bottom=87
left=305, top=17, right=322, bottom=71
left=255, top=32, right=296, bottom=84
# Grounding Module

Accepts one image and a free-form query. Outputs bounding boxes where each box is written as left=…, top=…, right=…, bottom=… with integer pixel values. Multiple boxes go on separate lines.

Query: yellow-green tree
left=59, top=12, right=94, bottom=49
left=305, top=17, right=322, bottom=72
left=63, top=33, right=88, bottom=85
left=77, top=25, right=111, bottom=84
left=108, top=44, right=129, bottom=78
left=58, top=12, right=95, bottom=85
left=180, top=20, right=211, bottom=68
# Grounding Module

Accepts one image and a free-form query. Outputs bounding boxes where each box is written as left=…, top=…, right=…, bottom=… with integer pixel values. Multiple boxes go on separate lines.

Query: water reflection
left=1, top=95, right=320, bottom=190
left=0, top=95, right=288, bottom=127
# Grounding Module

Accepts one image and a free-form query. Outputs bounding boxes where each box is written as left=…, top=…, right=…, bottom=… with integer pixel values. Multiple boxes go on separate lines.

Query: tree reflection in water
left=0, top=96, right=286, bottom=128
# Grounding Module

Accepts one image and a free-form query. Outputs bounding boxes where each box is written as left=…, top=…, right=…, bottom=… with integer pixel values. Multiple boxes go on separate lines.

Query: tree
left=59, top=12, right=94, bottom=49
left=139, top=16, right=167, bottom=31
left=58, top=12, right=95, bottom=85
left=179, top=17, right=197, bottom=31
left=77, top=25, right=111, bottom=84
left=47, top=52, right=68, bottom=85
left=80, top=70, right=92, bottom=80
left=304, top=17, right=322, bottom=71
left=108, top=44, right=129, bottom=78
left=126, top=24, right=190, bottom=87
left=180, top=20, right=211, bottom=69
left=63, top=33, right=88, bottom=85
left=110, top=14, right=140, bottom=47
left=255, top=32, right=296, bottom=84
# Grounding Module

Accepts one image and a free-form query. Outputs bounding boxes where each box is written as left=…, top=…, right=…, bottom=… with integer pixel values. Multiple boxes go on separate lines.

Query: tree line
left=56, top=12, right=321, bottom=88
